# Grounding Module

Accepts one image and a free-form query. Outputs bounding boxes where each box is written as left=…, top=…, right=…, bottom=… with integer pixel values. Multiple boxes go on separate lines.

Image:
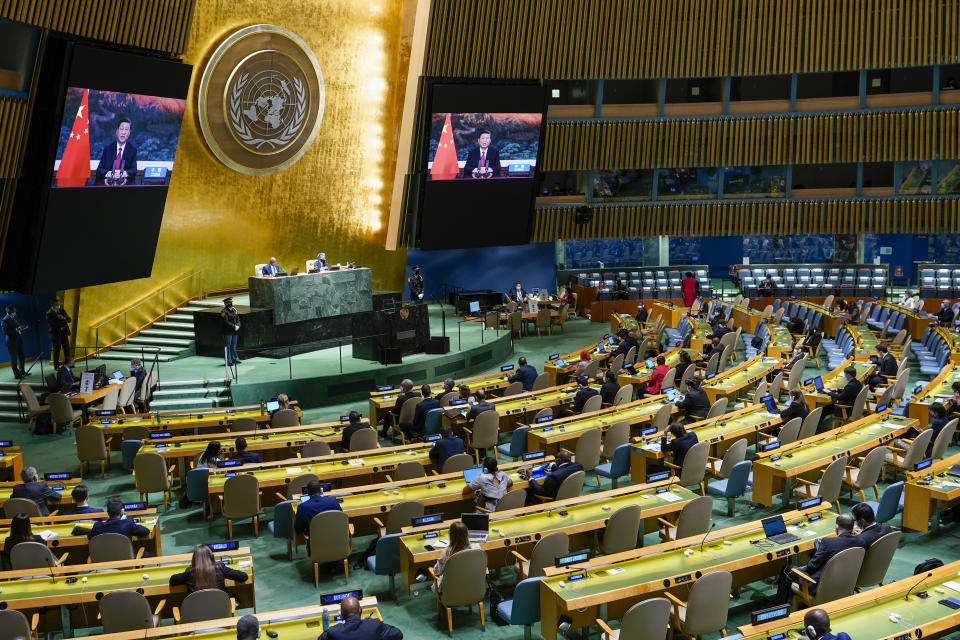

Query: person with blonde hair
left=169, top=544, right=248, bottom=593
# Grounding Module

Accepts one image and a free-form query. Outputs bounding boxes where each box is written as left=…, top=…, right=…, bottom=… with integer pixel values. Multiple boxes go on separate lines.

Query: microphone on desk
left=699, top=522, right=717, bottom=552
left=904, top=571, right=933, bottom=601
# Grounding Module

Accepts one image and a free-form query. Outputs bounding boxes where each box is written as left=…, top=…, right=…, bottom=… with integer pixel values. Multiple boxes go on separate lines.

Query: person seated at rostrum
left=662, top=422, right=699, bottom=468
left=610, top=328, right=637, bottom=360
left=294, top=480, right=342, bottom=552
left=435, top=378, right=457, bottom=402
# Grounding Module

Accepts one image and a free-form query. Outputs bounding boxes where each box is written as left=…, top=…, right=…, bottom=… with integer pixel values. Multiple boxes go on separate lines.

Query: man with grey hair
left=436, top=378, right=457, bottom=402
left=130, top=358, right=147, bottom=401
left=775, top=514, right=859, bottom=603
left=10, top=466, right=61, bottom=515
left=384, top=378, right=417, bottom=437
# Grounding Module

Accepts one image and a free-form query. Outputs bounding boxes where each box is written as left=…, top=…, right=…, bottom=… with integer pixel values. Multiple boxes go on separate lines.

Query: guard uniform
left=220, top=297, right=241, bottom=365
left=2, top=311, right=25, bottom=378
left=46, top=304, right=72, bottom=368
left=408, top=267, right=424, bottom=304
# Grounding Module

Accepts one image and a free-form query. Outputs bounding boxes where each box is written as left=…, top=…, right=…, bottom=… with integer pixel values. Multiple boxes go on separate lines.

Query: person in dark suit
left=701, top=335, right=722, bottom=360
left=570, top=375, right=599, bottom=414
left=936, top=300, right=955, bottom=325
left=676, top=378, right=710, bottom=423
left=2, top=304, right=26, bottom=379
left=776, top=514, right=860, bottom=602
left=674, top=350, right=695, bottom=382
left=508, top=283, right=526, bottom=303
left=169, top=544, right=248, bottom=594
left=772, top=389, right=810, bottom=436
left=385, top=379, right=418, bottom=436
left=11, top=467, right=61, bottom=516
left=261, top=257, right=283, bottom=276
left=401, top=385, right=441, bottom=441
left=662, top=422, right=699, bottom=468
left=320, top=595, right=403, bottom=640
left=635, top=305, right=649, bottom=324
left=851, top=503, right=893, bottom=547
left=803, top=608, right=852, bottom=640
left=465, top=389, right=495, bottom=420
left=600, top=370, right=621, bottom=405
left=95, top=118, right=137, bottom=184
left=88, top=498, right=150, bottom=541
left=46, top=297, right=71, bottom=369
left=130, top=358, right=147, bottom=401
left=508, top=357, right=538, bottom=391
left=611, top=278, right=628, bottom=300
left=221, top=297, right=241, bottom=365
left=610, top=329, right=638, bottom=360
left=229, top=437, right=262, bottom=464
left=435, top=378, right=457, bottom=402
left=895, top=402, right=951, bottom=457
left=340, top=411, right=372, bottom=451
left=461, top=130, right=501, bottom=178
left=64, top=485, right=103, bottom=515
left=707, top=320, right=731, bottom=340
left=526, top=449, right=583, bottom=503
left=294, top=480, right=343, bottom=548
left=867, top=343, right=898, bottom=390
left=821, top=366, right=863, bottom=424
left=57, top=357, right=80, bottom=392
left=429, top=426, right=465, bottom=471
left=407, top=265, right=424, bottom=303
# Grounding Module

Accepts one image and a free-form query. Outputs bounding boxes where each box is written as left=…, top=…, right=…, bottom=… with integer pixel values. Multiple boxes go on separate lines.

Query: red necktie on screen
left=480, top=151, right=486, bottom=168
left=114, top=146, right=122, bottom=170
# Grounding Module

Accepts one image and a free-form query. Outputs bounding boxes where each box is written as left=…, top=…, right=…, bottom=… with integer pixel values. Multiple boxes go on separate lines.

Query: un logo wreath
left=228, top=73, right=307, bottom=151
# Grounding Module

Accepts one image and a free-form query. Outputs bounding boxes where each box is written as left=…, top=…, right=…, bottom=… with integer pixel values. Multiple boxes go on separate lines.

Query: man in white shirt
left=96, top=118, right=137, bottom=184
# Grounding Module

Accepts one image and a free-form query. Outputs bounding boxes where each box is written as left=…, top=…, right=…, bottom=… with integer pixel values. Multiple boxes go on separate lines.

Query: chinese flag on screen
left=430, top=113, right=459, bottom=180
left=55, top=89, right=91, bottom=187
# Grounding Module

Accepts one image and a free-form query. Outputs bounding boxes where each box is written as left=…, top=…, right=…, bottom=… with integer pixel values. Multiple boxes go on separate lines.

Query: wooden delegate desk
left=526, top=396, right=677, bottom=456
left=766, top=322, right=795, bottom=359
left=136, top=421, right=347, bottom=484
left=609, top=312, right=638, bottom=337
left=630, top=404, right=783, bottom=482
left=686, top=316, right=714, bottom=353
left=0, top=477, right=81, bottom=511
left=903, top=451, right=960, bottom=533
left=701, top=355, right=780, bottom=404
left=288, top=458, right=550, bottom=542
left=729, top=303, right=766, bottom=333
left=737, top=559, right=960, bottom=640
left=791, top=300, right=845, bottom=337
left=538, top=504, right=836, bottom=640
left=63, top=385, right=116, bottom=422
left=444, top=382, right=603, bottom=432
left=616, top=345, right=693, bottom=388
left=78, top=600, right=385, bottom=640
left=0, top=445, right=23, bottom=480
left=206, top=442, right=436, bottom=512
left=397, top=480, right=699, bottom=594
left=368, top=370, right=517, bottom=424
left=873, top=300, right=934, bottom=340
left=544, top=339, right=615, bottom=386
left=651, top=302, right=689, bottom=327
left=908, top=363, right=960, bottom=428
left=751, top=411, right=915, bottom=507
left=0, top=548, right=255, bottom=635
left=0, top=509, right=161, bottom=567
left=800, top=357, right=874, bottom=410
left=844, top=323, right=880, bottom=361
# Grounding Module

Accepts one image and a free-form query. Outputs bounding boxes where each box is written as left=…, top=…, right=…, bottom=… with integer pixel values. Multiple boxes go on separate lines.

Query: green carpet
left=1, top=304, right=959, bottom=639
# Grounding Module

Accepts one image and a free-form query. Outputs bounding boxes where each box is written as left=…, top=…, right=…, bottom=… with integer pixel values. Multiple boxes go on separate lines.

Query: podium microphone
left=904, top=571, right=933, bottom=601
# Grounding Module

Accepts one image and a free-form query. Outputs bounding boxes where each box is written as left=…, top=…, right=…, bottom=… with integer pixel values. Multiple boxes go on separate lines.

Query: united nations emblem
left=198, top=25, right=324, bottom=175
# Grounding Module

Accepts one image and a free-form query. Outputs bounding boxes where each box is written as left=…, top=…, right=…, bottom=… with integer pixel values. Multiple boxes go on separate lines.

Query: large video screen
left=53, top=88, right=186, bottom=188
left=416, top=82, right=546, bottom=250
left=426, top=112, right=542, bottom=180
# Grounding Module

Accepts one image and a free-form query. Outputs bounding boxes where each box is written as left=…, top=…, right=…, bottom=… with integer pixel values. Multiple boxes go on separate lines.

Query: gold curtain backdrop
left=61, top=0, right=412, bottom=349
left=425, top=0, right=960, bottom=79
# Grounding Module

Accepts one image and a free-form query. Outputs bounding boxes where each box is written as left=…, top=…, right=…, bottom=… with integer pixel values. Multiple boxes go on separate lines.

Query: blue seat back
left=121, top=440, right=142, bottom=470
left=272, top=499, right=297, bottom=540
left=608, top=443, right=631, bottom=478
left=875, top=481, right=904, bottom=523
left=505, top=425, right=529, bottom=457
left=373, top=533, right=403, bottom=575
left=507, top=577, right=543, bottom=625
left=185, top=467, right=209, bottom=503
left=722, top=460, right=753, bottom=498
left=424, top=408, right=443, bottom=436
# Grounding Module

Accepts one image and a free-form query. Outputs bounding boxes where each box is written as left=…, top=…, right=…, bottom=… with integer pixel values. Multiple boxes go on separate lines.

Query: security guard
left=408, top=265, right=424, bottom=304
left=2, top=304, right=26, bottom=379
left=220, top=297, right=241, bottom=365
left=46, top=297, right=72, bottom=368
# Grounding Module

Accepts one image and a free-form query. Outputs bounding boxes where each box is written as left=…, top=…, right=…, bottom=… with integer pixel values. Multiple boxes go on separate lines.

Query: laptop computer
left=946, top=464, right=960, bottom=478
left=461, top=512, right=489, bottom=543
left=663, top=387, right=678, bottom=402
left=761, top=515, right=801, bottom=544
left=462, top=467, right=483, bottom=484
left=761, top=394, right=778, bottom=413
left=813, top=376, right=824, bottom=392
left=645, top=358, right=655, bottom=369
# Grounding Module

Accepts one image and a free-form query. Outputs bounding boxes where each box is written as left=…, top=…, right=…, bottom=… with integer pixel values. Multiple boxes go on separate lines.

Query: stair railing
left=90, top=270, right=203, bottom=359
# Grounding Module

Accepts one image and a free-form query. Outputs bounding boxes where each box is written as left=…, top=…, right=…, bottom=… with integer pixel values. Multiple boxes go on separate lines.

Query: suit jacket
left=65, top=505, right=105, bottom=516
left=508, top=287, right=526, bottom=303
left=509, top=365, right=539, bottom=391
left=830, top=378, right=863, bottom=407
left=600, top=381, right=621, bottom=405
left=261, top=263, right=283, bottom=276
left=46, top=307, right=71, bottom=337
left=777, top=400, right=809, bottom=426
left=319, top=616, right=403, bottom=640
left=466, top=401, right=495, bottom=421
left=937, top=307, right=954, bottom=323
left=169, top=564, right=248, bottom=593
left=635, top=306, right=649, bottom=323
left=611, top=337, right=638, bottom=360
left=429, top=436, right=465, bottom=470
left=294, top=495, right=343, bottom=534
left=531, top=462, right=584, bottom=499
left=341, top=422, right=372, bottom=450
left=647, top=365, right=670, bottom=394
left=391, top=391, right=419, bottom=417
left=57, top=365, right=78, bottom=391
left=877, top=353, right=898, bottom=378
left=11, top=482, right=61, bottom=516
left=413, top=397, right=441, bottom=430
left=800, top=532, right=861, bottom=584
left=95, top=141, right=137, bottom=181
left=855, top=522, right=893, bottom=547
left=820, top=632, right=852, bottom=640
left=89, top=516, right=150, bottom=540
left=462, top=146, right=501, bottom=176
left=2, top=314, right=21, bottom=341
left=926, top=417, right=949, bottom=456
left=677, top=388, right=710, bottom=420
left=230, top=450, right=262, bottom=464
left=572, top=387, right=599, bottom=413
left=664, top=432, right=699, bottom=467
left=132, top=366, right=147, bottom=399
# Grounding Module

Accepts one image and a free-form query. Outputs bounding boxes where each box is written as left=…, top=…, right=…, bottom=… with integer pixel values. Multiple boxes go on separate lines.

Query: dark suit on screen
left=462, top=146, right=501, bottom=176
left=95, top=141, right=138, bottom=182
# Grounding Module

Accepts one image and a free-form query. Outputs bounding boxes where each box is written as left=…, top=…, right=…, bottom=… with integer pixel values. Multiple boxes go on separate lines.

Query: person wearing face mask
left=407, top=265, right=424, bottom=303
left=129, top=358, right=147, bottom=401
left=57, top=357, right=80, bottom=392
left=2, top=304, right=26, bottom=379
left=508, top=282, right=526, bottom=304
left=46, top=297, right=72, bottom=369
left=220, top=297, right=241, bottom=365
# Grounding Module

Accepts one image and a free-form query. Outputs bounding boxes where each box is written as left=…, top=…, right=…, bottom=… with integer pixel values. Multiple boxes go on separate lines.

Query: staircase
left=0, top=380, right=45, bottom=421
left=149, top=378, right=233, bottom=411
left=94, top=298, right=223, bottom=363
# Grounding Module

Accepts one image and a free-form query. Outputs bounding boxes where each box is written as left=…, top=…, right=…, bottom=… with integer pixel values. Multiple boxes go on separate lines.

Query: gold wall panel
left=533, top=198, right=960, bottom=241
left=540, top=109, right=960, bottom=171
left=425, top=0, right=960, bottom=79
left=68, top=0, right=410, bottom=349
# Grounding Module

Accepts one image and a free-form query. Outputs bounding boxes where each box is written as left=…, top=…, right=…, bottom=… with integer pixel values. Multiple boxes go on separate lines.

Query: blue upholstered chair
left=594, top=443, right=631, bottom=489
left=365, top=533, right=403, bottom=600
left=498, top=425, right=529, bottom=459
left=496, top=576, right=543, bottom=640
left=706, top=460, right=753, bottom=517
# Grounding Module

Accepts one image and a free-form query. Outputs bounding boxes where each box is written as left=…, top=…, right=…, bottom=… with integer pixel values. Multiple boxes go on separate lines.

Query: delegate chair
left=651, top=404, right=673, bottom=433
left=423, top=408, right=443, bottom=436
left=100, top=590, right=164, bottom=633
left=117, top=378, right=137, bottom=413
left=575, top=428, right=603, bottom=480
left=271, top=409, right=300, bottom=428
left=442, top=453, right=474, bottom=474
left=775, top=417, right=802, bottom=445
left=799, top=406, right=823, bottom=440
left=0, top=609, right=38, bottom=640
left=659, top=495, right=712, bottom=542
left=76, top=424, right=113, bottom=477
left=309, top=510, right=353, bottom=584
left=389, top=397, right=421, bottom=444
left=223, top=473, right=261, bottom=537
left=504, top=382, right=523, bottom=397
left=535, top=469, right=585, bottom=503
left=706, top=398, right=728, bottom=418
left=431, top=548, right=488, bottom=636
left=231, top=417, right=258, bottom=431
left=89, top=532, right=142, bottom=562
left=791, top=546, right=865, bottom=608
left=595, top=443, right=631, bottom=488
left=795, top=455, right=847, bottom=504
left=706, top=438, right=747, bottom=480
left=667, top=441, right=709, bottom=494
left=463, top=411, right=500, bottom=464
left=301, top=441, right=331, bottom=458
left=390, top=460, right=425, bottom=481
left=269, top=499, right=297, bottom=560
left=706, top=460, right=753, bottom=517
left=496, top=577, right=543, bottom=640
left=843, top=446, right=885, bottom=502
left=4, top=497, right=43, bottom=518
left=883, top=428, right=934, bottom=479
left=594, top=504, right=641, bottom=555
left=349, top=428, right=379, bottom=452
left=597, top=597, right=671, bottom=640
left=19, top=383, right=49, bottom=432
left=134, top=452, right=174, bottom=508
left=666, top=570, right=733, bottom=639
left=281, top=473, right=317, bottom=500
left=47, top=392, right=82, bottom=434
left=930, top=418, right=959, bottom=461
left=856, top=530, right=901, bottom=590
left=511, top=531, right=569, bottom=580
left=494, top=489, right=527, bottom=512
left=10, top=541, right=68, bottom=570
left=185, top=468, right=210, bottom=517
left=366, top=533, right=403, bottom=600
left=601, top=421, right=630, bottom=460
left=581, top=394, right=603, bottom=414
left=172, top=589, right=233, bottom=624
left=612, top=384, right=633, bottom=406
left=373, top=500, right=424, bottom=536
left=498, top=425, right=528, bottom=459
left=864, top=481, right=904, bottom=525
left=532, top=372, right=551, bottom=391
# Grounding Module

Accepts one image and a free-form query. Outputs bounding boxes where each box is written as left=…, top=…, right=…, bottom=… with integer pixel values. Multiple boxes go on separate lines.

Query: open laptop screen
left=461, top=512, right=489, bottom=534
left=761, top=515, right=788, bottom=537
left=462, top=467, right=483, bottom=484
